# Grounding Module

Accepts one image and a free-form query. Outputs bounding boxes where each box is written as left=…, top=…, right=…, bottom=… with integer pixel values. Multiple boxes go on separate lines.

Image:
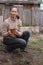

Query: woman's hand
left=15, top=30, right=22, bottom=36
left=8, top=31, right=14, bottom=37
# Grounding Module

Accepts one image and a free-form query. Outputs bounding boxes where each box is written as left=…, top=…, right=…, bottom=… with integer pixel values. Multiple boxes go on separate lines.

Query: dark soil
left=0, top=47, right=43, bottom=65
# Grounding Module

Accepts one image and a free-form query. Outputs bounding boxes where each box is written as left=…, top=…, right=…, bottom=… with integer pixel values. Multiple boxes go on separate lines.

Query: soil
left=0, top=34, right=43, bottom=65
left=0, top=47, right=43, bottom=65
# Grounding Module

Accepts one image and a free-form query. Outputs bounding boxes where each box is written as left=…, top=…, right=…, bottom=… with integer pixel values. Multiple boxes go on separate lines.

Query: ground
left=0, top=33, right=43, bottom=65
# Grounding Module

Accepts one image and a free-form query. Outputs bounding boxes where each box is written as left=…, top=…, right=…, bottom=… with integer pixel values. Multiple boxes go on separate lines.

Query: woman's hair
left=10, top=5, right=18, bottom=11
left=16, top=15, right=20, bottom=19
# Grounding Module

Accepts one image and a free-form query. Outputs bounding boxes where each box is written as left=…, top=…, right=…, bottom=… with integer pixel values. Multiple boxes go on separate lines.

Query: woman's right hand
left=8, top=31, right=14, bottom=37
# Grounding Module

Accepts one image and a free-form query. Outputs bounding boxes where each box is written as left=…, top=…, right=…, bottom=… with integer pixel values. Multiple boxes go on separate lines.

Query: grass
left=19, top=57, right=29, bottom=65
left=36, top=48, right=43, bottom=52
left=28, top=37, right=43, bottom=52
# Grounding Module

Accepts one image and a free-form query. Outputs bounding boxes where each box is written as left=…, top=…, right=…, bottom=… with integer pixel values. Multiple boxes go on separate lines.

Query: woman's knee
left=20, top=39, right=26, bottom=47
left=19, top=39, right=26, bottom=47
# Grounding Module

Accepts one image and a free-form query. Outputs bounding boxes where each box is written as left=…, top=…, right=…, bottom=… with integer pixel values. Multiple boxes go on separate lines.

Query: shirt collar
left=9, top=17, right=17, bottom=23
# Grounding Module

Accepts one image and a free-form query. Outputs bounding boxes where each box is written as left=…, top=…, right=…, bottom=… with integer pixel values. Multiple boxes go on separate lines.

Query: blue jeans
left=3, top=31, right=30, bottom=52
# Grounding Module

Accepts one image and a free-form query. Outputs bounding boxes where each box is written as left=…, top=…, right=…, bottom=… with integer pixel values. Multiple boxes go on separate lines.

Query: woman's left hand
left=15, top=30, right=22, bottom=36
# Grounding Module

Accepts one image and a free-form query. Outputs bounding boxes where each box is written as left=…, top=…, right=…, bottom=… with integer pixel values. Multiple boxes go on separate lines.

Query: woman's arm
left=2, top=20, right=14, bottom=37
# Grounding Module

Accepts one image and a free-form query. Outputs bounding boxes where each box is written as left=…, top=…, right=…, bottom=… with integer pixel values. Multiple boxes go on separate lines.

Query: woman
left=2, top=6, right=30, bottom=53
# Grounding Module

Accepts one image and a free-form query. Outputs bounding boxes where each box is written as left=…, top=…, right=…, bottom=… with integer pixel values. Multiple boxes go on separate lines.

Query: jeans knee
left=21, top=40, right=26, bottom=47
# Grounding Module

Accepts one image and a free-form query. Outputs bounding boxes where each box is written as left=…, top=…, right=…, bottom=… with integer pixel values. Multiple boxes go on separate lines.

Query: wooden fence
left=0, top=4, right=43, bottom=26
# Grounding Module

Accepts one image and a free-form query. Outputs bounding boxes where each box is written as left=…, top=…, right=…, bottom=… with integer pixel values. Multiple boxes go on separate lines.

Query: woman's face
left=10, top=7, right=18, bottom=20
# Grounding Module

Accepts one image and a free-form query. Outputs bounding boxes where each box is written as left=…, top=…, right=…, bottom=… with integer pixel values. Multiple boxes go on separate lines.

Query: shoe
left=20, top=49, right=29, bottom=53
left=3, top=45, right=12, bottom=53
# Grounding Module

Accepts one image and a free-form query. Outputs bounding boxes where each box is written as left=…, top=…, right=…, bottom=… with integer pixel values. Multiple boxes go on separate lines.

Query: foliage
left=28, top=37, right=43, bottom=52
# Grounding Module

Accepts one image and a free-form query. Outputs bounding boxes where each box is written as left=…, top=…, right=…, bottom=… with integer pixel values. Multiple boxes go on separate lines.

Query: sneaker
left=20, top=49, right=29, bottom=53
left=3, top=45, right=13, bottom=53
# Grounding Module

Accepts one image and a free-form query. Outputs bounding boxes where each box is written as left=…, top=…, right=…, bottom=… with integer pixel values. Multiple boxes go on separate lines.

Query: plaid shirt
left=2, top=17, right=22, bottom=37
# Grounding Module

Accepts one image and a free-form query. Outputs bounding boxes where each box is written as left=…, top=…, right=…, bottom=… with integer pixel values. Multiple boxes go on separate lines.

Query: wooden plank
left=23, top=7, right=31, bottom=25
left=32, top=7, right=41, bottom=26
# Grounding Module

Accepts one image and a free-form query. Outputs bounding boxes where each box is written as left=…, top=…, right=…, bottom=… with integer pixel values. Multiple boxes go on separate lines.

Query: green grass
left=36, top=48, right=43, bottom=52
left=19, top=57, right=28, bottom=65
left=28, top=37, right=43, bottom=52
